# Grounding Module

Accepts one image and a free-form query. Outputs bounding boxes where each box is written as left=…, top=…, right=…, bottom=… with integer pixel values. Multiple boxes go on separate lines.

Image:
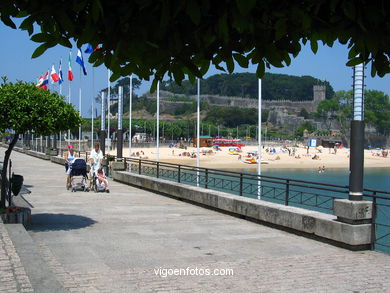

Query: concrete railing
left=112, top=170, right=372, bottom=250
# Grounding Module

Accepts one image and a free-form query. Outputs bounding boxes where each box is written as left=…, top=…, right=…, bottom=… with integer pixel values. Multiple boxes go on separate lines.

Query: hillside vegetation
left=160, top=72, right=334, bottom=101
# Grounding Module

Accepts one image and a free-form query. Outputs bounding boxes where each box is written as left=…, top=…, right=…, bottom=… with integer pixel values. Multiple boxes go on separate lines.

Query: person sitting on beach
left=318, top=166, right=322, bottom=173
left=136, top=151, right=140, bottom=157
left=322, top=165, right=326, bottom=172
left=312, top=154, right=320, bottom=160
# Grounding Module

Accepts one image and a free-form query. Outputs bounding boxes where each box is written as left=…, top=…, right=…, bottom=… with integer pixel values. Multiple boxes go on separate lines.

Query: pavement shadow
left=27, top=213, right=97, bottom=232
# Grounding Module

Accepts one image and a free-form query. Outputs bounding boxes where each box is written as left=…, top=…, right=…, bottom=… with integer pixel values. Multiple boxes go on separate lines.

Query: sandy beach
left=107, top=145, right=390, bottom=171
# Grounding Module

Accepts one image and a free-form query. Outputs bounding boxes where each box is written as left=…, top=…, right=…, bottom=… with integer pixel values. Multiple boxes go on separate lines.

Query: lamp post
left=100, top=92, right=106, bottom=156
left=117, top=86, right=124, bottom=160
left=349, top=63, right=365, bottom=200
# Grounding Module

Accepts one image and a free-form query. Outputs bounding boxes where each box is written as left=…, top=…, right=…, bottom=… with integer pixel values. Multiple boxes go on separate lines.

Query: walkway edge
left=113, top=170, right=371, bottom=250
left=5, top=223, right=67, bottom=292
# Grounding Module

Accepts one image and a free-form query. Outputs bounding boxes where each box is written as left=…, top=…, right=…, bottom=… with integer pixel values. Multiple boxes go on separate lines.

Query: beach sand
left=107, top=145, right=390, bottom=171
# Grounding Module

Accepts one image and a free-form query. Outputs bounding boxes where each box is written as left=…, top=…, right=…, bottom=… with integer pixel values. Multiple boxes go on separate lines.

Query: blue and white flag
left=76, top=49, right=87, bottom=76
left=58, top=59, right=64, bottom=84
left=84, top=44, right=94, bottom=54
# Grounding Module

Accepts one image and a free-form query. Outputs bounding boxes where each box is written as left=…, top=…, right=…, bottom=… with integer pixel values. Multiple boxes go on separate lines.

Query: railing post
left=138, top=159, right=141, bottom=175
left=285, top=179, right=290, bottom=206
left=239, top=173, right=243, bottom=196
left=156, top=161, right=160, bottom=178
left=371, top=194, right=377, bottom=250
left=178, top=165, right=181, bottom=183
left=205, top=168, right=208, bottom=189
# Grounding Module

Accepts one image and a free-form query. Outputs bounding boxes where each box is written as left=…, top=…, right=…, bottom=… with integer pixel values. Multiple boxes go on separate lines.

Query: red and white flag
left=50, top=64, right=60, bottom=83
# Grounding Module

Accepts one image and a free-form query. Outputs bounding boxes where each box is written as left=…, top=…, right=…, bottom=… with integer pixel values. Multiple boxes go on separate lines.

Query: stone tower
left=313, top=85, right=326, bottom=104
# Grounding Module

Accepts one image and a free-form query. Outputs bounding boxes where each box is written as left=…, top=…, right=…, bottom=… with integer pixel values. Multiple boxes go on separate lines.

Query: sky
left=0, top=22, right=389, bottom=118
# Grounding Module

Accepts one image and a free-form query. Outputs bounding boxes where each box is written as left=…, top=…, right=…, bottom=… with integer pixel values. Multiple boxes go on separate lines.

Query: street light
left=349, top=63, right=365, bottom=200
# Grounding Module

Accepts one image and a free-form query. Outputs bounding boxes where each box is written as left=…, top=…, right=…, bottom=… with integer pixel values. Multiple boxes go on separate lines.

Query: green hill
left=160, top=72, right=334, bottom=101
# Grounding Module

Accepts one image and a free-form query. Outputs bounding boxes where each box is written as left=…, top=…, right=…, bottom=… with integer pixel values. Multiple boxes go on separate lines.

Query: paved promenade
left=1, top=149, right=390, bottom=292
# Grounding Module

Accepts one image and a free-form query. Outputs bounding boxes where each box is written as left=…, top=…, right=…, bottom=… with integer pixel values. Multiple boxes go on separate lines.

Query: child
left=96, top=168, right=109, bottom=193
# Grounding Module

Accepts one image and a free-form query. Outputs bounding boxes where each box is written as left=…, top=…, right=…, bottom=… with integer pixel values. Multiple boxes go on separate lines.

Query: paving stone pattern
left=0, top=224, right=33, bottom=292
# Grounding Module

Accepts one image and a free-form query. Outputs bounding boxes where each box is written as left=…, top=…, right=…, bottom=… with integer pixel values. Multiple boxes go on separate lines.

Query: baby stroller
left=92, top=167, right=109, bottom=193
left=69, top=158, right=89, bottom=192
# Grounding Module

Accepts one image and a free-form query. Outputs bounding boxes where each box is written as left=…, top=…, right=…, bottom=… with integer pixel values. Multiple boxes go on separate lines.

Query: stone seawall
left=112, top=170, right=371, bottom=250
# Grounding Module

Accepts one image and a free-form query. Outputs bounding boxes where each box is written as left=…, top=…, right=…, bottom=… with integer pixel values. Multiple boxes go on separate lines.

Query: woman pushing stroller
left=64, top=144, right=78, bottom=189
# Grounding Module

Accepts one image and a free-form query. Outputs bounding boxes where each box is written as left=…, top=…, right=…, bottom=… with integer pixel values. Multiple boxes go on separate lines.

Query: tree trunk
left=1, top=134, right=19, bottom=208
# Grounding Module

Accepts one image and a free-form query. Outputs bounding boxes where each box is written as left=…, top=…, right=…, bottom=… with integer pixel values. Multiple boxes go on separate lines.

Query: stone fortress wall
left=145, top=85, right=327, bottom=115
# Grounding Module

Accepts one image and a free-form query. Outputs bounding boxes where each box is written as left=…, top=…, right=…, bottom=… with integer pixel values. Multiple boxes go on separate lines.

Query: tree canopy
left=0, top=82, right=82, bottom=135
left=0, top=81, right=82, bottom=208
left=161, top=72, right=334, bottom=100
left=315, top=89, right=390, bottom=136
left=1, top=0, right=390, bottom=89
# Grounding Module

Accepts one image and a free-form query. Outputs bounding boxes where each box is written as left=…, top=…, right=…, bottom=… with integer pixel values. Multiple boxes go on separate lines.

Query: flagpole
left=196, top=78, right=200, bottom=187
left=156, top=80, right=160, bottom=162
left=59, top=82, right=62, bottom=155
left=68, top=51, right=72, bottom=145
left=79, top=66, right=82, bottom=152
left=107, top=69, right=111, bottom=151
left=257, top=78, right=262, bottom=199
left=129, top=74, right=133, bottom=170
left=91, top=67, right=95, bottom=149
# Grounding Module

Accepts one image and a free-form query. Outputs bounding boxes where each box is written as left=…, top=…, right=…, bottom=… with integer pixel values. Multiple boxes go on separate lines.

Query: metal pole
left=156, top=81, right=160, bottom=162
left=129, top=75, right=133, bottom=170
left=100, top=92, right=106, bottom=156
left=68, top=77, right=71, bottom=145
left=91, top=67, right=95, bottom=149
left=78, top=67, right=82, bottom=152
left=257, top=78, right=262, bottom=199
left=107, top=69, right=111, bottom=150
left=91, top=103, right=94, bottom=148
left=349, top=63, right=365, bottom=201
left=117, top=86, right=123, bottom=160
left=196, top=78, right=200, bottom=187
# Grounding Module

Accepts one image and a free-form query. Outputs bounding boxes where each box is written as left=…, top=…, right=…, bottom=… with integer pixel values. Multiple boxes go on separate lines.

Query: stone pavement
left=1, top=149, right=390, bottom=292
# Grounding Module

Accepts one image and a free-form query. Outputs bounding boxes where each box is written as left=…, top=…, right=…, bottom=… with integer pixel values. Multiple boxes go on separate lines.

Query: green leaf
left=0, top=15, right=16, bottom=29
left=30, top=33, right=48, bottom=43
left=19, top=17, right=34, bottom=35
left=346, top=58, right=363, bottom=67
left=31, top=43, right=48, bottom=58
left=256, top=60, right=265, bottom=77
left=226, top=56, right=234, bottom=73
left=233, top=53, right=248, bottom=68
left=310, top=39, right=318, bottom=54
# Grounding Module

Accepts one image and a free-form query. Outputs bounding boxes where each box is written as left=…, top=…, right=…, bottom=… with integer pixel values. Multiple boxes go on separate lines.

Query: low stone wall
left=113, top=171, right=371, bottom=250
left=24, top=150, right=50, bottom=160
left=50, top=156, right=65, bottom=165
